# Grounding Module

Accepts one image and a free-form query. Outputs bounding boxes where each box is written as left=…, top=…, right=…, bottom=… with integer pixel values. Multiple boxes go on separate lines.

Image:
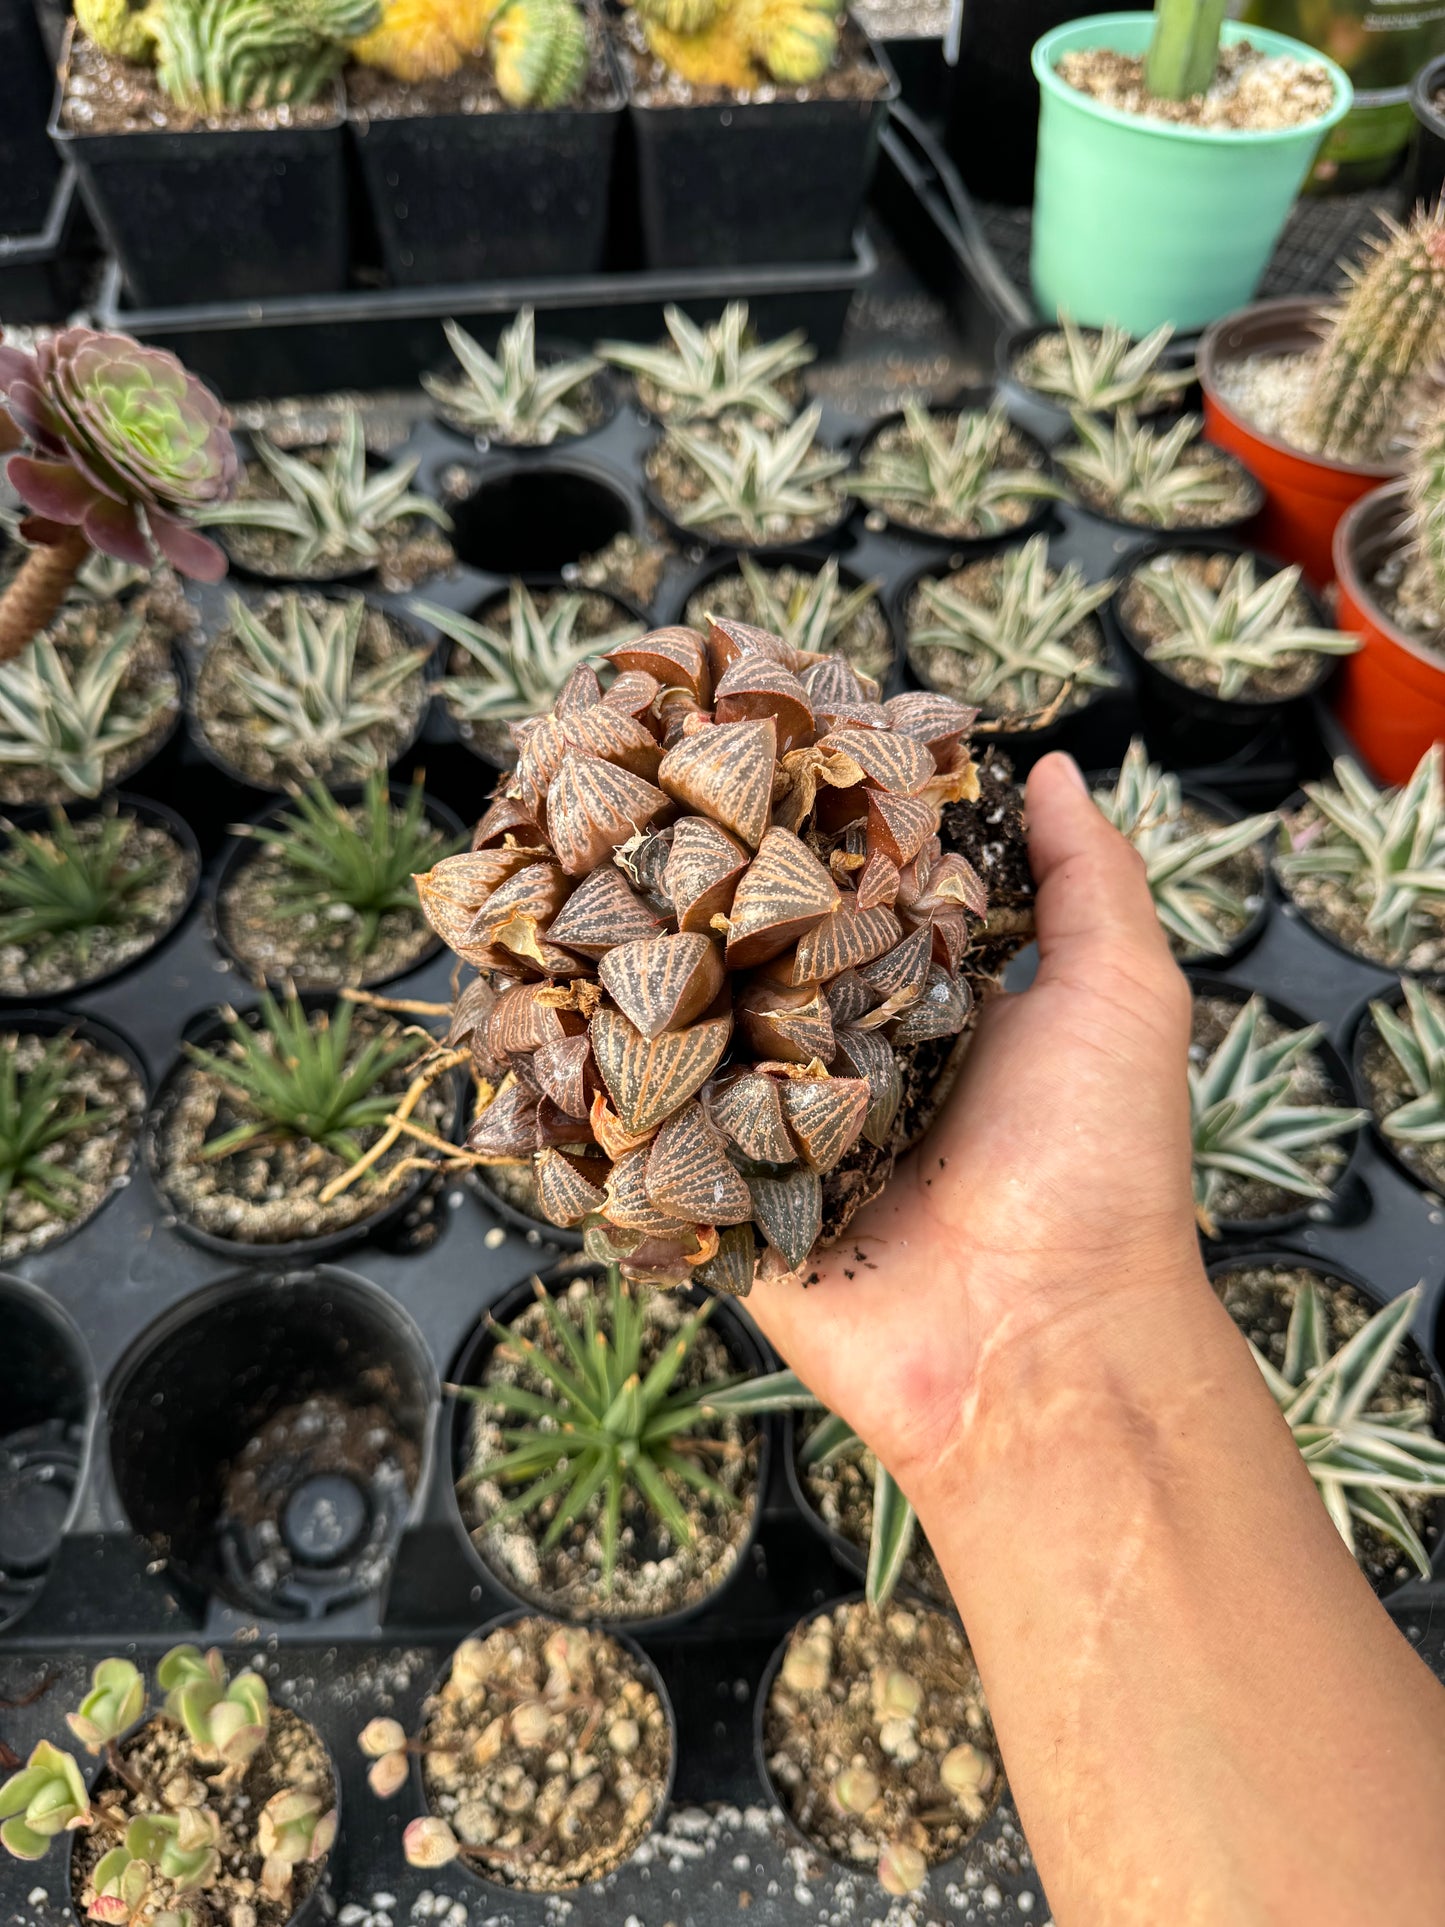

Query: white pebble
left=371, top=1900, right=396, bottom=1913
left=339, top=1907, right=368, bottom=1925
left=28, top=1892, right=47, bottom=1907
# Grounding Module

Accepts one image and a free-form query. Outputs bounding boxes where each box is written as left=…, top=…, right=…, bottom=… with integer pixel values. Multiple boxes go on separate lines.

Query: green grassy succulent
left=1369, top=978, right=1445, bottom=1151
left=599, top=301, right=814, bottom=425
left=1016, top=313, right=1194, bottom=415
left=851, top=400, right=1061, bottom=538
left=1126, top=551, right=1356, bottom=699
left=1057, top=410, right=1247, bottom=529
left=0, top=1030, right=119, bottom=1238
left=725, top=553, right=885, bottom=661
left=0, top=623, right=172, bottom=800
left=0, top=808, right=172, bottom=972
left=78, top=0, right=380, bottom=113
left=424, top=311, right=601, bottom=446
left=419, top=581, right=643, bottom=726
left=662, top=406, right=848, bottom=542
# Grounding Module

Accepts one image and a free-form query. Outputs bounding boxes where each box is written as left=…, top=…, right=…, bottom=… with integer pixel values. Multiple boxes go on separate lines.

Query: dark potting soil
left=796, top=1435, right=950, bottom=1608
left=1120, top=551, right=1327, bottom=700
left=70, top=1706, right=335, bottom=1927
left=858, top=415, right=1049, bottom=542
left=151, top=1007, right=450, bottom=1246
left=1191, top=992, right=1353, bottom=1222
left=1167, top=799, right=1266, bottom=963
left=615, top=12, right=890, bottom=108
left=419, top=1617, right=671, bottom=1892
left=1277, top=799, right=1445, bottom=975
left=0, top=1026, right=144, bottom=1262
left=683, top=563, right=892, bottom=683
left=1064, top=442, right=1260, bottom=532
left=346, top=18, right=619, bottom=117
left=1055, top=41, right=1334, bottom=130
left=905, top=558, right=1109, bottom=716
left=1213, top=1263, right=1443, bottom=1592
left=763, top=1600, right=1003, bottom=1878
left=571, top=530, right=675, bottom=614
left=219, top=457, right=455, bottom=590
left=459, top=1280, right=761, bottom=1622
left=62, top=34, right=338, bottom=134
left=193, top=596, right=430, bottom=790
left=1358, top=1018, right=1445, bottom=1197
left=645, top=428, right=848, bottom=548
left=0, top=811, right=196, bottom=999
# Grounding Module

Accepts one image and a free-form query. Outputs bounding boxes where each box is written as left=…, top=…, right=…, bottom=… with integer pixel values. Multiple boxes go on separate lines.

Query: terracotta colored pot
left=1333, top=481, right=1445, bottom=784
left=1198, top=297, right=1399, bottom=588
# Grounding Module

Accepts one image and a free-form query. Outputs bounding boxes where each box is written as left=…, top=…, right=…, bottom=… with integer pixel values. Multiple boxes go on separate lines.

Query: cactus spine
left=1145, top=0, right=1226, bottom=100
left=1298, top=207, right=1445, bottom=465
left=1408, top=406, right=1445, bottom=615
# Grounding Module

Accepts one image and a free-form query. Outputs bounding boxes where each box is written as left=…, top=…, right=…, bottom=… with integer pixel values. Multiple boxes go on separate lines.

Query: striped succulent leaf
left=424, top=310, right=601, bottom=446
left=1250, top=1282, right=1445, bottom=1578
left=1057, top=410, right=1240, bottom=528
left=599, top=302, right=814, bottom=425
left=1370, top=978, right=1445, bottom=1146
left=0, top=622, right=167, bottom=800
left=664, top=406, right=848, bottom=542
left=732, top=554, right=884, bottom=659
left=1018, top=313, right=1194, bottom=415
left=1190, top=995, right=1365, bottom=1232
left=419, top=582, right=643, bottom=723
left=1127, top=552, right=1357, bottom=700
left=851, top=400, right=1063, bottom=537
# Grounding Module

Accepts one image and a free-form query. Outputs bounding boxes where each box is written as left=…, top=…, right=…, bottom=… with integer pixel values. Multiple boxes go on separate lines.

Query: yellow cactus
left=74, top=0, right=157, bottom=63
left=642, top=7, right=760, bottom=88
left=490, top=0, right=588, bottom=106
left=741, top=0, right=837, bottom=82
left=350, top=0, right=502, bottom=81
left=635, top=0, right=724, bottom=36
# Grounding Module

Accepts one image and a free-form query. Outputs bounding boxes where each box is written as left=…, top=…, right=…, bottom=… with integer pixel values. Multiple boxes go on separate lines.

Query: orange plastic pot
left=1198, top=297, right=1399, bottom=588
left=1333, top=481, right=1445, bottom=783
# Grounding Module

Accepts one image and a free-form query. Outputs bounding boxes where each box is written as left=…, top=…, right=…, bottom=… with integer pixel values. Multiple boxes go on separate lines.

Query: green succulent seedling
left=418, top=581, right=643, bottom=725
left=1370, top=978, right=1445, bottom=1150
left=1017, top=313, right=1194, bottom=415
left=0, top=623, right=171, bottom=801
left=663, top=406, right=849, bottom=542
left=599, top=302, right=814, bottom=425
left=1250, top=1282, right=1445, bottom=1579
left=424, top=311, right=601, bottom=446
left=851, top=400, right=1063, bottom=538
left=1094, top=740, right=1277, bottom=958
left=0, top=1741, right=90, bottom=1861
left=1126, top=551, right=1357, bottom=699
left=197, top=411, right=451, bottom=575
left=256, top=1789, right=338, bottom=1903
left=1275, top=748, right=1445, bottom=968
left=0, top=809, right=171, bottom=971
left=908, top=535, right=1118, bottom=712
left=451, top=1269, right=748, bottom=1594
left=84, top=1840, right=153, bottom=1926
left=156, top=1646, right=269, bottom=1778
left=245, top=773, right=461, bottom=967
left=66, top=1660, right=145, bottom=1757
left=1057, top=410, right=1244, bottom=529
left=185, top=993, right=425, bottom=1167
left=728, top=554, right=885, bottom=661
left=225, top=592, right=430, bottom=782
left=1190, top=995, right=1365, bottom=1234
left=0, top=1030, right=119, bottom=1238
left=94, top=1812, right=221, bottom=1906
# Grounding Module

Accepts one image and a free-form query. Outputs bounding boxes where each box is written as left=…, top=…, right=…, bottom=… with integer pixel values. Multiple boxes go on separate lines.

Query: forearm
left=915, top=1258, right=1445, bottom=1927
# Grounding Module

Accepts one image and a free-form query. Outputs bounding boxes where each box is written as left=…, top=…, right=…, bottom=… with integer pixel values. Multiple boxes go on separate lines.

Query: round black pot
left=853, top=397, right=1056, bottom=551
left=444, top=456, right=639, bottom=578
left=1411, top=55, right=1445, bottom=211
left=464, top=1163, right=584, bottom=1251
left=209, top=784, right=465, bottom=992
left=0, top=792, right=202, bottom=1006
left=1053, top=439, right=1265, bottom=543
left=1348, top=979, right=1445, bottom=1203
left=143, top=991, right=464, bottom=1265
left=781, top=1413, right=950, bottom=1613
left=996, top=321, right=1199, bottom=446
left=643, top=432, right=853, bottom=559
left=429, top=345, right=617, bottom=454
left=446, top=1265, right=771, bottom=1637
left=105, top=1264, right=436, bottom=1618
left=0, top=1274, right=93, bottom=1636
left=1205, top=1247, right=1445, bottom=1597
left=670, top=548, right=896, bottom=686
left=1186, top=969, right=1365, bottom=1241
left=408, top=1608, right=678, bottom=1897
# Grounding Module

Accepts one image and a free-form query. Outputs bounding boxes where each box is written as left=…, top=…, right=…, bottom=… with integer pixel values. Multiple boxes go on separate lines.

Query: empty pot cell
left=107, top=1268, right=434, bottom=1619
left=447, top=466, right=635, bottom=577
left=0, top=1278, right=91, bottom=1630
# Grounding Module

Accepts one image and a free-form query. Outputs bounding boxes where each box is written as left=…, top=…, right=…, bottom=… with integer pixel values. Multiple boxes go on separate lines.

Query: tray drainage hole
left=283, top=1472, right=370, bottom=1566
left=450, top=467, right=634, bottom=576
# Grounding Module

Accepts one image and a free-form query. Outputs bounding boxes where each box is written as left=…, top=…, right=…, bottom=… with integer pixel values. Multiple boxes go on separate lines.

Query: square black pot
left=0, top=0, right=61, bottom=238
left=625, top=22, right=899, bottom=270
left=348, top=69, right=625, bottom=287
left=0, top=167, right=98, bottom=324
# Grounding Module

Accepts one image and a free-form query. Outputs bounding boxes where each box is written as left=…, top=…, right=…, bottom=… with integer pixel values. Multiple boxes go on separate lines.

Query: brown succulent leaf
left=603, top=668, right=662, bottom=719
left=560, top=705, right=663, bottom=781
left=692, top=1221, right=756, bottom=1297
left=913, top=850, right=989, bottom=920
left=584, top=1220, right=643, bottom=1267
left=819, top=726, right=935, bottom=797
left=644, top=1101, right=753, bottom=1226
left=826, top=970, right=878, bottom=1028
left=534, top=1147, right=609, bottom=1226
left=855, top=849, right=901, bottom=911
left=663, top=817, right=749, bottom=934
left=465, top=1075, right=539, bottom=1159
left=448, top=975, right=499, bottom=1050
left=832, top=1026, right=904, bottom=1148
left=702, top=612, right=797, bottom=680
left=603, top=1146, right=695, bottom=1233
left=799, top=655, right=881, bottom=709
left=466, top=862, right=570, bottom=944
left=415, top=847, right=548, bottom=954
left=884, top=690, right=979, bottom=757
left=736, top=980, right=836, bottom=1064
left=655, top=688, right=707, bottom=747
left=589, top=1090, right=657, bottom=1160
left=546, top=753, right=668, bottom=877
left=865, top=789, right=937, bottom=867
left=920, top=758, right=983, bottom=810
left=556, top=662, right=603, bottom=715
left=889, top=965, right=974, bottom=1045
left=609, top=1228, right=715, bottom=1287
left=488, top=982, right=558, bottom=1058
left=773, top=741, right=866, bottom=835
left=858, top=926, right=932, bottom=1007
left=723, top=826, right=840, bottom=969
left=605, top=626, right=711, bottom=704
left=712, top=657, right=815, bottom=753
left=705, top=1069, right=795, bottom=1163
left=792, top=901, right=902, bottom=983
left=927, top=911, right=972, bottom=974
left=658, top=716, right=777, bottom=850
left=547, top=864, right=665, bottom=958
left=779, top=1075, right=870, bottom=1173
left=472, top=796, right=544, bottom=849
left=748, top=1162, right=822, bottom=1272
left=515, top=714, right=569, bottom=822
left=598, top=932, right=725, bottom=1039
left=532, top=1034, right=595, bottom=1118
left=590, top=1003, right=733, bottom=1135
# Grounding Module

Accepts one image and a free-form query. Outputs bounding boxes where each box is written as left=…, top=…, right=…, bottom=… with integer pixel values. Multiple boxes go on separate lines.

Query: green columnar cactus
left=156, top=1646, right=269, bottom=1777
left=0, top=1744, right=90, bottom=1860
left=1299, top=206, right=1445, bottom=465
left=1145, top=0, right=1227, bottom=100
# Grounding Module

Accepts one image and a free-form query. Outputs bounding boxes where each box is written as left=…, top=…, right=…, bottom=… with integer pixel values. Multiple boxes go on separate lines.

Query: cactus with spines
left=349, top=0, right=501, bottom=80
left=637, top=0, right=839, bottom=89
left=1145, top=0, right=1227, bottom=99
left=1298, top=205, right=1445, bottom=465
left=75, top=0, right=155, bottom=62
left=489, top=0, right=588, bottom=104
left=1407, top=404, right=1445, bottom=616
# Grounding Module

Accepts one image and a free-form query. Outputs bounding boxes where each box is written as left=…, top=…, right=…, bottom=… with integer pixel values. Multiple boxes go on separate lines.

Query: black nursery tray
left=0, top=167, right=97, bottom=328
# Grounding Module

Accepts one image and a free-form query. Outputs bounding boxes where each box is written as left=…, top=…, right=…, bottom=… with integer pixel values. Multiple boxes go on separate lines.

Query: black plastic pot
left=464, top=1163, right=585, bottom=1250
left=0, top=1275, right=92, bottom=1635
left=997, top=320, right=1199, bottom=446
left=853, top=398, right=1057, bottom=550
left=0, top=0, right=61, bottom=238
left=445, top=456, right=639, bottom=575
left=670, top=548, right=897, bottom=685
left=1186, top=970, right=1366, bottom=1241
left=209, top=785, right=466, bottom=992
left=349, top=62, right=625, bottom=287
left=409, top=1610, right=678, bottom=1896
left=625, top=22, right=899, bottom=269
left=0, top=167, right=97, bottom=327
left=1348, top=981, right=1445, bottom=1203
left=52, top=29, right=349, bottom=308
left=781, top=1414, right=950, bottom=1613
left=105, top=1265, right=436, bottom=1618
left=143, top=992, right=464, bottom=1265
left=1054, top=436, right=1265, bottom=544
left=1271, top=783, right=1430, bottom=977
left=0, top=793, right=202, bottom=1008
left=446, top=1266, right=772, bottom=1636
left=1411, top=55, right=1445, bottom=211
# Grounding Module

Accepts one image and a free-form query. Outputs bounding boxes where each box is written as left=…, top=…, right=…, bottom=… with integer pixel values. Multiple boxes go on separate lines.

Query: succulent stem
left=0, top=530, right=91, bottom=664
left=1145, top=0, right=1226, bottom=100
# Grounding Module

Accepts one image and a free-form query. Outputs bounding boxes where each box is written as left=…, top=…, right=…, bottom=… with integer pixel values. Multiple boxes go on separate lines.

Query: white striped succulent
left=0, top=622, right=168, bottom=799
left=417, top=581, right=643, bottom=725
left=196, top=410, right=451, bottom=574
left=1370, top=978, right=1445, bottom=1148
left=1275, top=748, right=1445, bottom=967
left=1126, top=552, right=1357, bottom=699
left=1057, top=410, right=1244, bottom=528
left=1095, top=740, right=1276, bottom=958
left=1190, top=995, right=1364, bottom=1233
left=662, top=406, right=849, bottom=542
left=1015, top=313, right=1194, bottom=415
left=424, top=311, right=602, bottom=446
left=851, top=400, right=1063, bottom=537
left=731, top=554, right=885, bottom=661
left=599, top=302, right=814, bottom=425
left=1249, top=1281, right=1445, bottom=1580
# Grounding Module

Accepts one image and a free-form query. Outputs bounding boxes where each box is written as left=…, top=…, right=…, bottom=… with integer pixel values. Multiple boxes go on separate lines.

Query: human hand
left=747, top=750, right=1199, bottom=1505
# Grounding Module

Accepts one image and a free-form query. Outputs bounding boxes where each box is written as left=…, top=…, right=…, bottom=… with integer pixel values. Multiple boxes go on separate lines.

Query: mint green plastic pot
left=1030, top=14, right=1351, bottom=334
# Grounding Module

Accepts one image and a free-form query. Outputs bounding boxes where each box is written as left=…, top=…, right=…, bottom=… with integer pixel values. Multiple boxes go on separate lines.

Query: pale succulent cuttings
left=1015, top=313, right=1194, bottom=415
left=600, top=301, right=814, bottom=425
left=419, top=580, right=644, bottom=726
left=660, top=405, right=848, bottom=543
left=1369, top=978, right=1445, bottom=1150
left=1057, top=410, right=1251, bottom=529
left=852, top=399, right=1062, bottom=539
left=425, top=310, right=601, bottom=446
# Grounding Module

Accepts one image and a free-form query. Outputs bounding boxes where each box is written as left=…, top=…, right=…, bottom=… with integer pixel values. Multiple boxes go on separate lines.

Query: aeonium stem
left=0, top=527, right=90, bottom=663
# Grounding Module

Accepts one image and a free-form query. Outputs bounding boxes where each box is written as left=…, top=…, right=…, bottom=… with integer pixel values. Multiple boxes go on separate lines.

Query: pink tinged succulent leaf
left=819, top=726, right=935, bottom=796
left=598, top=931, right=725, bottom=1039
left=556, top=661, right=603, bottom=714
left=589, top=1003, right=733, bottom=1135
left=0, top=345, right=39, bottom=390
left=2, top=377, right=67, bottom=452
left=644, top=1101, right=753, bottom=1225
left=663, top=816, right=750, bottom=933
left=145, top=510, right=229, bottom=583
left=605, top=625, right=712, bottom=704
left=748, top=1163, right=822, bottom=1271
left=856, top=850, right=902, bottom=911
left=865, top=789, right=937, bottom=867
left=724, top=827, right=840, bottom=969
left=403, top=1818, right=460, bottom=1869
left=467, top=862, right=570, bottom=946
left=779, top=1076, right=870, bottom=1173
left=912, top=850, right=989, bottom=920
left=6, top=454, right=97, bottom=526
left=547, top=753, right=667, bottom=877
left=366, top=1752, right=409, bottom=1800
left=603, top=667, right=662, bottom=718
left=82, top=495, right=154, bottom=568
left=736, top=982, right=835, bottom=1064
left=603, top=1146, right=694, bottom=1233
left=800, top=654, right=879, bottom=710
left=712, top=657, right=815, bottom=752
left=883, top=689, right=979, bottom=756
left=561, top=704, right=662, bottom=781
